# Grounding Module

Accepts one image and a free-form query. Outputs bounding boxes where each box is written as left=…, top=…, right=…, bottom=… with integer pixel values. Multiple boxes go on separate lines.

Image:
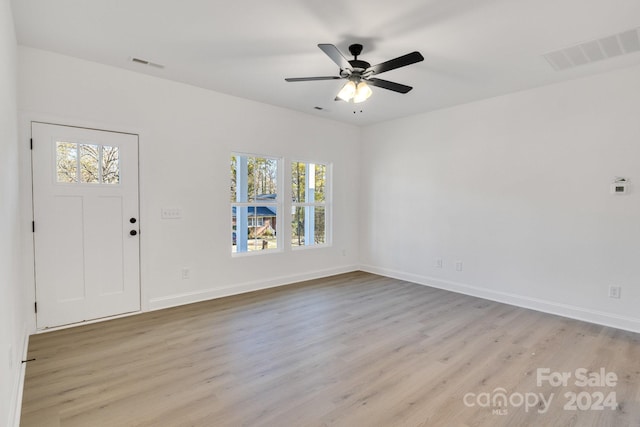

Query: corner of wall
left=359, top=264, right=640, bottom=334
left=8, top=330, right=30, bottom=427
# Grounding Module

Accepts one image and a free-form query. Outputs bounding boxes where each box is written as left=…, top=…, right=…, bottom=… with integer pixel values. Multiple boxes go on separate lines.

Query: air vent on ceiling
left=544, top=28, right=640, bottom=71
left=130, top=57, right=164, bottom=69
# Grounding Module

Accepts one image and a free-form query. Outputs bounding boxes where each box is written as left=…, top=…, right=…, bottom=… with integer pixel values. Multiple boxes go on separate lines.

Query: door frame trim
left=21, top=113, right=147, bottom=333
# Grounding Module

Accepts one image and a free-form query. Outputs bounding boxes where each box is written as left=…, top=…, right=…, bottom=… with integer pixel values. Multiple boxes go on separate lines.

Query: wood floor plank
left=21, top=272, right=640, bottom=426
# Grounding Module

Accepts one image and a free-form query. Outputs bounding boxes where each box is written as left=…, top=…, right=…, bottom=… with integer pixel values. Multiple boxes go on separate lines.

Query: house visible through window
left=291, top=161, right=328, bottom=247
left=230, top=154, right=280, bottom=253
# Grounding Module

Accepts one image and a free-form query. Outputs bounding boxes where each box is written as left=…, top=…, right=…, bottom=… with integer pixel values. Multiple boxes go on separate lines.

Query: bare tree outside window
left=231, top=154, right=280, bottom=253
left=56, top=142, right=119, bottom=184
left=102, top=146, right=120, bottom=184
left=56, top=142, right=78, bottom=183
left=291, top=161, right=328, bottom=247
left=230, top=156, right=277, bottom=201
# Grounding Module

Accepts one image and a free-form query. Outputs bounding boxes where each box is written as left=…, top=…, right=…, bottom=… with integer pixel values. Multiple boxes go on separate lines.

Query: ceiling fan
left=285, top=43, right=424, bottom=103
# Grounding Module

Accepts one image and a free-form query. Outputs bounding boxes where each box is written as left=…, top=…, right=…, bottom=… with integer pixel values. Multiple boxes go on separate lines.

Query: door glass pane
left=102, top=145, right=120, bottom=184
left=56, top=141, right=78, bottom=183
left=80, top=144, right=100, bottom=183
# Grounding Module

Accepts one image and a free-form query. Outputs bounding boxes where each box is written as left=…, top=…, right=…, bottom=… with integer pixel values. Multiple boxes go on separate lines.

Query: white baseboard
left=149, top=265, right=359, bottom=311
left=359, top=264, right=640, bottom=334
left=9, top=329, right=29, bottom=427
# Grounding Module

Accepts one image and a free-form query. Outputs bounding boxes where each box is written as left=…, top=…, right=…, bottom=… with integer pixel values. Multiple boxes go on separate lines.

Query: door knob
left=130, top=218, right=137, bottom=223
left=130, top=230, right=138, bottom=236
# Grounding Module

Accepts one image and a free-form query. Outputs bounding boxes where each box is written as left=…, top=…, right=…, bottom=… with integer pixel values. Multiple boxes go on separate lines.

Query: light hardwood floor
left=21, top=272, right=640, bottom=426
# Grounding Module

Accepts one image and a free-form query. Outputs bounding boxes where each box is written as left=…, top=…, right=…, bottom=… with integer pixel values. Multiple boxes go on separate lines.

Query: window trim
left=290, top=160, right=331, bottom=250
left=230, top=152, right=283, bottom=257
left=55, top=140, right=121, bottom=185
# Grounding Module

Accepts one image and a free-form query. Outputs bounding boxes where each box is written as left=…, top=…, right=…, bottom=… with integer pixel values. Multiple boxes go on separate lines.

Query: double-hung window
left=231, top=154, right=280, bottom=253
left=291, top=161, right=329, bottom=247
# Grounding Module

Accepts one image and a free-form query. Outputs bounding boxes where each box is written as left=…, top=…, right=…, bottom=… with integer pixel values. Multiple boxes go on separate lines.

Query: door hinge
left=30, top=138, right=33, bottom=150
left=34, top=302, right=37, bottom=313
left=32, top=221, right=35, bottom=233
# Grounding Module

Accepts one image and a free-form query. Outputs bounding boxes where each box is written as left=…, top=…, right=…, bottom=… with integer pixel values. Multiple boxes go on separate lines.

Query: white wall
left=0, top=0, right=28, bottom=425
left=360, top=64, right=640, bottom=332
left=9, top=25, right=640, bottom=423
left=15, top=32, right=640, bottom=340
left=18, top=47, right=360, bottom=321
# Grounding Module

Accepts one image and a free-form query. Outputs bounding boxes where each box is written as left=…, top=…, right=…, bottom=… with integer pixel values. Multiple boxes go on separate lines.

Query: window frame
left=55, top=140, right=121, bottom=185
left=230, top=152, right=283, bottom=256
left=290, top=160, right=331, bottom=250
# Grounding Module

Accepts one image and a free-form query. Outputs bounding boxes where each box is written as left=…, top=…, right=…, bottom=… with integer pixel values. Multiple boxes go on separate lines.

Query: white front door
left=32, top=122, right=140, bottom=328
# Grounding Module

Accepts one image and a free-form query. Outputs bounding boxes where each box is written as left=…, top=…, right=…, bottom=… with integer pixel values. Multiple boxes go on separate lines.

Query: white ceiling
left=11, top=0, right=640, bottom=125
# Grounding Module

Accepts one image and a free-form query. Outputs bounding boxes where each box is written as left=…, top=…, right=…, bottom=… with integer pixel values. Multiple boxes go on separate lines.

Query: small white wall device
left=610, top=177, right=629, bottom=195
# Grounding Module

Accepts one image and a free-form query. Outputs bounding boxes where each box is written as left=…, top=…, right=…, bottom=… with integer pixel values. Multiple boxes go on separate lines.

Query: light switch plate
left=161, top=207, right=182, bottom=219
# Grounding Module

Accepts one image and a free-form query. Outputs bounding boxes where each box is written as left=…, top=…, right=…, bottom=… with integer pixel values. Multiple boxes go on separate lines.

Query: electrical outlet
left=435, top=258, right=443, bottom=268
left=181, top=268, right=190, bottom=280
left=455, top=261, right=463, bottom=272
left=341, top=249, right=347, bottom=257
left=608, top=285, right=621, bottom=299
left=8, top=347, right=13, bottom=369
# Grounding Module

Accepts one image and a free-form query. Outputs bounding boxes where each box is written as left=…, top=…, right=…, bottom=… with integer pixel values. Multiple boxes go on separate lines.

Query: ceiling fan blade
left=367, top=78, right=413, bottom=93
left=318, top=44, right=351, bottom=70
left=366, top=51, right=424, bottom=75
left=285, top=76, right=342, bottom=82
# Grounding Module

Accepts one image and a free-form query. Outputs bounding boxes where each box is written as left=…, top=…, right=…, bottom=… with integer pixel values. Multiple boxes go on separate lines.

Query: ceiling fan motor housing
left=347, top=44, right=370, bottom=72
left=348, top=59, right=371, bottom=71
left=348, top=43, right=363, bottom=57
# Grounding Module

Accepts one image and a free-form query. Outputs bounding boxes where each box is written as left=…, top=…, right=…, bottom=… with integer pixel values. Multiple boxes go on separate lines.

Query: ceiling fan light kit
left=285, top=43, right=424, bottom=104
left=337, top=80, right=356, bottom=101
left=352, top=81, right=372, bottom=103
left=336, top=80, right=372, bottom=103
